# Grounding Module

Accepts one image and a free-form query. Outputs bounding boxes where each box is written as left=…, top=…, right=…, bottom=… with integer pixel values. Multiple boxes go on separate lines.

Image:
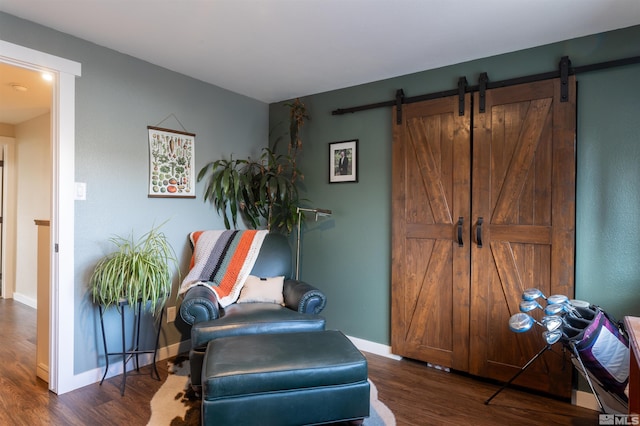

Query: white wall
left=13, top=112, right=50, bottom=306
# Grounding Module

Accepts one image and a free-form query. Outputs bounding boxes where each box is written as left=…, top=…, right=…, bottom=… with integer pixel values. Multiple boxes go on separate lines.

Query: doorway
left=0, top=39, right=80, bottom=394
left=0, top=62, right=52, bottom=303
left=0, top=59, right=53, bottom=388
left=0, top=145, right=3, bottom=297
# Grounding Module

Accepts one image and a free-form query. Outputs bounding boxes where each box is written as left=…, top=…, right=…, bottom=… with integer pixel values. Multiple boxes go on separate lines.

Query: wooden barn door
left=468, top=77, right=576, bottom=397
left=391, top=93, right=472, bottom=371
left=391, top=77, right=576, bottom=397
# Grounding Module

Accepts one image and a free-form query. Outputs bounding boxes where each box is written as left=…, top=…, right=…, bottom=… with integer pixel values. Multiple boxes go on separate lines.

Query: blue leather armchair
left=179, top=232, right=327, bottom=391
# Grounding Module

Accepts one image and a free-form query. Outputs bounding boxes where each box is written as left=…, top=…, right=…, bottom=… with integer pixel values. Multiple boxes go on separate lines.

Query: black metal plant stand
left=98, top=299, right=163, bottom=396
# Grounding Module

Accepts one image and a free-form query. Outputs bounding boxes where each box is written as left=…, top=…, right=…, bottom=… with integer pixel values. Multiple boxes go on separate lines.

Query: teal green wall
left=577, top=63, right=640, bottom=317
left=1, top=12, right=268, bottom=374
left=274, top=25, right=640, bottom=345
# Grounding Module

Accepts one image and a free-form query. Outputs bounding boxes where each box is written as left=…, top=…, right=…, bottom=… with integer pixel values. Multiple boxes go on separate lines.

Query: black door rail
left=331, top=55, right=640, bottom=124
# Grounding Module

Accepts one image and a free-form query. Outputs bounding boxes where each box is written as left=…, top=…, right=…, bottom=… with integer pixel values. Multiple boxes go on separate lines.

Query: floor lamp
left=295, top=207, right=332, bottom=280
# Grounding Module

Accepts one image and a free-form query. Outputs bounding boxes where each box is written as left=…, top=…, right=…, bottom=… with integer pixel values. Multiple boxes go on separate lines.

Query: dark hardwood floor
left=0, top=298, right=600, bottom=425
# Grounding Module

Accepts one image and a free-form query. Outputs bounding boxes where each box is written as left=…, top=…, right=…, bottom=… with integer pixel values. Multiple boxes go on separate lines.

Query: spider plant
left=89, top=223, right=178, bottom=315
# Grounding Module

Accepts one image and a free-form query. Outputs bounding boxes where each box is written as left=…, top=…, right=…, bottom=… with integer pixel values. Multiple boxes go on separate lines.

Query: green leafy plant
left=89, top=224, right=178, bottom=315
left=198, top=98, right=309, bottom=234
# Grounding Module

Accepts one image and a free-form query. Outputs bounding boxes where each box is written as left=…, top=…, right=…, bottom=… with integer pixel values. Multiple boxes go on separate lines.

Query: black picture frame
left=329, top=139, right=358, bottom=183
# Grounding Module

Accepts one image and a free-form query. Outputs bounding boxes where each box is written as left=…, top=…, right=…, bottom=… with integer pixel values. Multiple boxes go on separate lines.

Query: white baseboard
left=157, top=339, right=191, bottom=360
left=346, top=335, right=402, bottom=361
left=13, top=292, right=37, bottom=309
left=68, top=339, right=191, bottom=392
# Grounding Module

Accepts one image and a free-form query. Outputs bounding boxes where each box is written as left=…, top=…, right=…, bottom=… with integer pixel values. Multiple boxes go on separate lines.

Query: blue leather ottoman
left=190, top=303, right=326, bottom=392
left=201, top=330, right=370, bottom=426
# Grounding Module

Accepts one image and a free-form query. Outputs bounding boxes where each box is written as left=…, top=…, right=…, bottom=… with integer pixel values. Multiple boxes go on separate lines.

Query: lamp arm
left=296, top=210, right=303, bottom=280
left=295, top=207, right=332, bottom=281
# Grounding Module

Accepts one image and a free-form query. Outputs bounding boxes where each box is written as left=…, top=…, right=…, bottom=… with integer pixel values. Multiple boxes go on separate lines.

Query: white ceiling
left=1, top=0, right=640, bottom=124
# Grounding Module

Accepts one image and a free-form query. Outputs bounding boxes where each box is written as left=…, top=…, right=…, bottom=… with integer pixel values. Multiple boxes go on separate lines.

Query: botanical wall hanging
left=148, top=126, right=195, bottom=198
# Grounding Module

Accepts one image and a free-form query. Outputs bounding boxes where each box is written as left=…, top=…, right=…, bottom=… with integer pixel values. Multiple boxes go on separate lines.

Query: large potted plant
left=89, top=223, right=178, bottom=315
left=198, top=98, right=309, bottom=234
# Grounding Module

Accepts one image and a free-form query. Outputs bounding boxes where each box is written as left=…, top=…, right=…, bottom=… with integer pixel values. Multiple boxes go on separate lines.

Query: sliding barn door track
left=331, top=55, right=640, bottom=124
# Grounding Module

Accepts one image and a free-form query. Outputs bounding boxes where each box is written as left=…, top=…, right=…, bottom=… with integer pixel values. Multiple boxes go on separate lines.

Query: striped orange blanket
left=178, top=230, right=268, bottom=307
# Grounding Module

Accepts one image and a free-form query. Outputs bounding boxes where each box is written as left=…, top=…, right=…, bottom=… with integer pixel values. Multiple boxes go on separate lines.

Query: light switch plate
left=74, top=182, right=86, bottom=200
left=166, top=306, right=176, bottom=323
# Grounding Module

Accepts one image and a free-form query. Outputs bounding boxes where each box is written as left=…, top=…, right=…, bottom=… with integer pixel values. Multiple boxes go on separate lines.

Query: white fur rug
left=147, top=355, right=396, bottom=426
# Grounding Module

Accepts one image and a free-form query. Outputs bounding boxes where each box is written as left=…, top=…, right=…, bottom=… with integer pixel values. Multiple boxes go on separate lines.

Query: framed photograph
left=329, top=139, right=358, bottom=183
left=147, top=126, right=196, bottom=198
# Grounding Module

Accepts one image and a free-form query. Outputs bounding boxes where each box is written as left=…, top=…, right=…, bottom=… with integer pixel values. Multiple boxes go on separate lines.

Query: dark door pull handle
left=477, top=217, right=484, bottom=248
left=457, top=217, right=464, bottom=247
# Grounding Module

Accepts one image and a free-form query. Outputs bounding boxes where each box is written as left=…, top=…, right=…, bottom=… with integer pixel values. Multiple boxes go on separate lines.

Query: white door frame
left=0, top=40, right=80, bottom=394
left=0, top=137, right=16, bottom=301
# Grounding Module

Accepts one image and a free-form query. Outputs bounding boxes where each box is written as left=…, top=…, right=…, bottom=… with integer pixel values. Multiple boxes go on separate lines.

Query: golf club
left=509, top=313, right=536, bottom=333
left=544, top=302, right=584, bottom=318
left=570, top=299, right=591, bottom=309
left=522, top=288, right=547, bottom=301
left=547, top=294, right=569, bottom=305
left=544, top=303, right=566, bottom=316
left=541, top=315, right=563, bottom=332
left=519, top=299, right=544, bottom=313
left=543, top=330, right=562, bottom=345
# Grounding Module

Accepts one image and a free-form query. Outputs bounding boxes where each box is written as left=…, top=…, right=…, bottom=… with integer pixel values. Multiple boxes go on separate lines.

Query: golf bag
left=490, top=290, right=630, bottom=412
left=562, top=305, right=630, bottom=414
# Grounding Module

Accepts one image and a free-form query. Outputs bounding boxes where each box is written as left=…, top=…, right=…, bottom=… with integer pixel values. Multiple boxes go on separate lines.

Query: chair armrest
left=283, top=279, right=327, bottom=314
left=179, top=285, right=221, bottom=325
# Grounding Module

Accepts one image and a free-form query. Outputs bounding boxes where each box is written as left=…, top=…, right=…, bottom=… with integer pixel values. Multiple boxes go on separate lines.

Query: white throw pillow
left=237, top=275, right=285, bottom=305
